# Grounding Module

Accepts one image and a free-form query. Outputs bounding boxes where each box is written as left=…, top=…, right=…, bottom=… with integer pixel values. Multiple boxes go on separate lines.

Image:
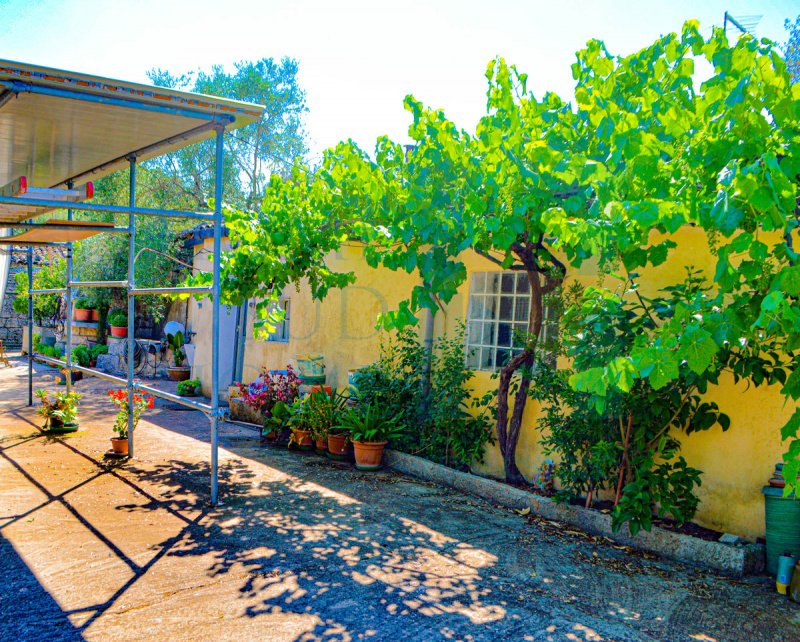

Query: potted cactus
left=166, top=331, right=191, bottom=381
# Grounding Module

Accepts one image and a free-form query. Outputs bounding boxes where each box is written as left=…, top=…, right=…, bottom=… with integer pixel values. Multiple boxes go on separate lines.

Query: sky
left=1, top=0, right=798, bottom=162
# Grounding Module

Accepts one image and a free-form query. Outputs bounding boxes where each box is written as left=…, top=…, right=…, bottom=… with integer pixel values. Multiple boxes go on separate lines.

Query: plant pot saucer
left=44, top=422, right=79, bottom=434
left=326, top=452, right=350, bottom=462
left=103, top=450, right=128, bottom=459
left=354, top=464, right=383, bottom=471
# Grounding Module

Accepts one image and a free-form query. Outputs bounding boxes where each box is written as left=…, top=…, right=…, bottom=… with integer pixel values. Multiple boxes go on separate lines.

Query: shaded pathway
left=0, top=357, right=798, bottom=641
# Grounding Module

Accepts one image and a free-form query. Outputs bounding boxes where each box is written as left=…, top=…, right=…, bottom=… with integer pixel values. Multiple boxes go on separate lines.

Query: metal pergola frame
left=1, top=60, right=265, bottom=504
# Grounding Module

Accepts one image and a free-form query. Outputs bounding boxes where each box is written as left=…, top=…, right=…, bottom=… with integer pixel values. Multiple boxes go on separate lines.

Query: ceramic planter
left=167, top=366, right=191, bottom=381
left=353, top=440, right=387, bottom=471
left=110, top=325, right=127, bottom=338
left=90, top=309, right=101, bottom=322
left=73, top=308, right=92, bottom=322
left=292, top=428, right=314, bottom=450
left=315, top=435, right=328, bottom=455
left=110, top=437, right=129, bottom=455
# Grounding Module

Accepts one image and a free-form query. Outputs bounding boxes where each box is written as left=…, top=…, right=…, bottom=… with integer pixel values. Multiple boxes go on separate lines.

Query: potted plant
left=107, top=389, right=154, bottom=455
left=73, top=298, right=93, bottom=322
left=176, top=378, right=201, bottom=397
left=89, top=343, right=108, bottom=367
left=327, top=424, right=351, bottom=461
left=336, top=401, right=402, bottom=471
left=233, top=366, right=302, bottom=424
left=166, top=330, right=191, bottom=381
left=306, top=388, right=347, bottom=456
left=288, top=397, right=314, bottom=450
left=35, top=388, right=82, bottom=433
left=263, top=400, right=292, bottom=443
left=108, top=309, right=128, bottom=338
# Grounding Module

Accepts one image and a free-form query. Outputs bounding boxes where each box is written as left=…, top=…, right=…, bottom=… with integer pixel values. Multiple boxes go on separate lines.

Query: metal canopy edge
left=0, top=59, right=266, bottom=191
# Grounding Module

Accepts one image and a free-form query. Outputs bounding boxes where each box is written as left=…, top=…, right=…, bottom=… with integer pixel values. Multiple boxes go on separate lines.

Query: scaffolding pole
left=15, top=129, right=231, bottom=505
left=27, top=247, right=32, bottom=406
left=127, top=156, right=137, bottom=458
left=210, top=125, right=225, bottom=505
left=65, top=182, right=73, bottom=394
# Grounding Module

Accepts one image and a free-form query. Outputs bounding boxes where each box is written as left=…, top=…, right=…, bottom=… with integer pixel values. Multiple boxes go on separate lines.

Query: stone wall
left=0, top=249, right=28, bottom=349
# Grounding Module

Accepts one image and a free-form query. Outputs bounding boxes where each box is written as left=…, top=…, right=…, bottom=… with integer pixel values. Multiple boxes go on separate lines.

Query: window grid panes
left=465, top=272, right=556, bottom=371
left=267, top=299, right=291, bottom=342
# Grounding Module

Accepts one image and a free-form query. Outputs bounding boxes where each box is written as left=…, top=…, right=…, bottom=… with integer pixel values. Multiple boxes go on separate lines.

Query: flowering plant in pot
left=237, top=365, right=302, bottom=419
left=108, top=309, right=128, bottom=338
left=36, top=388, right=82, bottom=432
left=166, top=331, right=191, bottom=381
left=336, top=401, right=402, bottom=471
left=107, top=389, right=154, bottom=455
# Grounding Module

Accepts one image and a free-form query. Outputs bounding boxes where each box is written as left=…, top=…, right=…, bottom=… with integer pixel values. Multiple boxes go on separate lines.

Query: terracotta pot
left=74, top=308, right=91, bottom=322
left=327, top=433, right=350, bottom=460
left=352, top=440, right=387, bottom=471
left=292, top=428, right=313, bottom=450
left=310, top=384, right=333, bottom=396
left=110, top=325, right=127, bottom=338
left=263, top=430, right=278, bottom=442
left=167, top=366, right=191, bottom=381
left=110, top=437, right=129, bottom=455
left=315, top=435, right=327, bottom=454
left=90, top=309, right=100, bottom=322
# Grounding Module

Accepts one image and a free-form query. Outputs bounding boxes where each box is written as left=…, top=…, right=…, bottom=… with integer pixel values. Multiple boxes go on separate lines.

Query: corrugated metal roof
left=0, top=59, right=265, bottom=204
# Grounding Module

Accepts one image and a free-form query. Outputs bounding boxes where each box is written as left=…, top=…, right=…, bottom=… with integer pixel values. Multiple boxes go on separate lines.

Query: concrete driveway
left=1, top=357, right=798, bottom=641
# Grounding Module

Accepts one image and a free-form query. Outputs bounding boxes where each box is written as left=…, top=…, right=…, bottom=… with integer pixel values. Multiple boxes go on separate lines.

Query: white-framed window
left=267, top=298, right=291, bottom=343
left=465, top=271, right=557, bottom=371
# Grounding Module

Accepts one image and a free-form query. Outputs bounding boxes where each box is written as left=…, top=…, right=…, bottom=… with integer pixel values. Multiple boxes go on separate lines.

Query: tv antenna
left=723, top=11, right=762, bottom=37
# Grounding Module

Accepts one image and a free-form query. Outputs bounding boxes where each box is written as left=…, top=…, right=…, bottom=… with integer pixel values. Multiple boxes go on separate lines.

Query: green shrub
left=13, top=258, right=67, bottom=325
left=74, top=298, right=92, bottom=310
left=108, top=309, right=128, bottom=327
left=354, top=325, right=493, bottom=469
left=176, top=378, right=201, bottom=396
left=530, top=276, right=729, bottom=534
left=32, top=333, right=42, bottom=352
left=89, top=344, right=108, bottom=362
left=37, top=345, right=64, bottom=360
left=71, top=344, right=91, bottom=368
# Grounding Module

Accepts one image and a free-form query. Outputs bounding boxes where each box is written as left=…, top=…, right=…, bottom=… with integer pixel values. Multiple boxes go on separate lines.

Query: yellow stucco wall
left=189, top=230, right=788, bottom=540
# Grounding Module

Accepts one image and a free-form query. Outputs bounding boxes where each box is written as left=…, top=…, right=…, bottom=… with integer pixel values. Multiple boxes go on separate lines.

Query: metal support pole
left=65, top=182, right=74, bottom=393
left=127, top=157, right=137, bottom=457
left=27, top=247, right=33, bottom=406
left=211, top=126, right=225, bottom=504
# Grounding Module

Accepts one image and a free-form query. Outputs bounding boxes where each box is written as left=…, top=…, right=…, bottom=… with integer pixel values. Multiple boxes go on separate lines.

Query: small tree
left=13, top=257, right=66, bottom=326
left=148, top=58, right=308, bottom=210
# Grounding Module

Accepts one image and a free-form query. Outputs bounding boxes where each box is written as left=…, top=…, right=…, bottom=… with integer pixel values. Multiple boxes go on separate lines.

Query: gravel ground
left=1, top=357, right=799, bottom=641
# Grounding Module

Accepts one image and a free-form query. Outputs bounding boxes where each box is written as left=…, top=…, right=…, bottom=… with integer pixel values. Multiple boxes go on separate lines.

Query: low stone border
left=385, top=449, right=765, bottom=578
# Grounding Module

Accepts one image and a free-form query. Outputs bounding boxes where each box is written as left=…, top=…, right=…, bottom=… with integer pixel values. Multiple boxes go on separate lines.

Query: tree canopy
left=148, top=58, right=307, bottom=210
left=204, top=21, right=800, bottom=491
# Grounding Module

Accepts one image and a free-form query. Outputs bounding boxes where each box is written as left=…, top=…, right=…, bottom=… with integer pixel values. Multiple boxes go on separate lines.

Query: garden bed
left=385, top=449, right=765, bottom=577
